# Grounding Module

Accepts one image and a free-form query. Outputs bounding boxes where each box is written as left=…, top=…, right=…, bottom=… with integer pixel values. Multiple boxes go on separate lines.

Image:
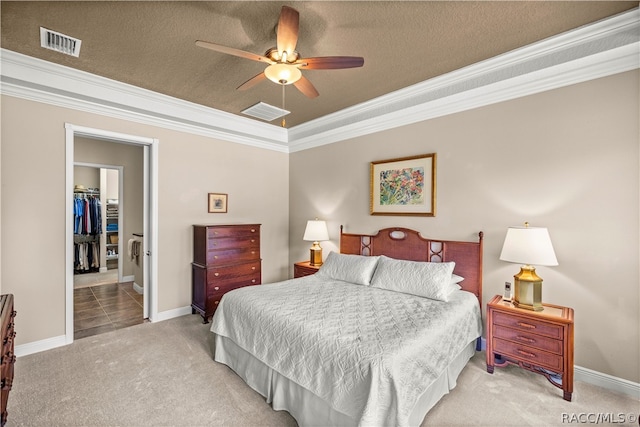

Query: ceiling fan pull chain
left=281, top=84, right=286, bottom=128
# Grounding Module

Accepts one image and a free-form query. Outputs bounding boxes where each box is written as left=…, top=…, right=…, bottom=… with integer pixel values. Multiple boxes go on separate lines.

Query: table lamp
left=303, top=219, right=329, bottom=266
left=499, top=222, right=558, bottom=311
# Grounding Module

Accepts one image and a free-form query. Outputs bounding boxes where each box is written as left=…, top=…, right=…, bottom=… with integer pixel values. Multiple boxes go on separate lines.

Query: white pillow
left=449, top=274, right=464, bottom=294
left=370, top=255, right=456, bottom=301
left=451, top=274, right=464, bottom=285
left=316, top=252, right=380, bottom=286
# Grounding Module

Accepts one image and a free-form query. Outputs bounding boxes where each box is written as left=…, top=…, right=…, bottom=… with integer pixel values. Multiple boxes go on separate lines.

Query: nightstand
left=486, top=294, right=574, bottom=401
left=294, top=261, right=321, bottom=278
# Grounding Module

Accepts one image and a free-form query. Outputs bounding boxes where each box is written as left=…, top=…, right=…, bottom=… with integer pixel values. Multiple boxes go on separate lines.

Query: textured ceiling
left=1, top=1, right=637, bottom=128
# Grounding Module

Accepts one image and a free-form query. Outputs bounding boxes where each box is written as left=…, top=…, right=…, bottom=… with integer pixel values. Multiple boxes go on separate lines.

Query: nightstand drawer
left=294, top=261, right=321, bottom=278
left=493, top=337, right=563, bottom=372
left=493, top=311, right=563, bottom=339
left=493, top=325, right=563, bottom=355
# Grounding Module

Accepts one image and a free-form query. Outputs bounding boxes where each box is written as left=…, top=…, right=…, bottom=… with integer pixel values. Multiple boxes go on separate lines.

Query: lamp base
left=309, top=242, right=323, bottom=266
left=513, top=265, right=544, bottom=311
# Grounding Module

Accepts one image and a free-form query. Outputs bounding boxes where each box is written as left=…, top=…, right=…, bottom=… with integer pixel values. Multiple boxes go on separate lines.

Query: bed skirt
left=213, top=333, right=477, bottom=426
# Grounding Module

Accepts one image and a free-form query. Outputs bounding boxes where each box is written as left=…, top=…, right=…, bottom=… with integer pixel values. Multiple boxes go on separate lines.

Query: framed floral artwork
left=370, top=153, right=436, bottom=216
left=208, top=193, right=228, bottom=213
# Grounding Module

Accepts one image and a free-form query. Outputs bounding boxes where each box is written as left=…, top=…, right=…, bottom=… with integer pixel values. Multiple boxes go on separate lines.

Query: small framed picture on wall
left=208, top=193, right=228, bottom=213
left=370, top=153, right=436, bottom=216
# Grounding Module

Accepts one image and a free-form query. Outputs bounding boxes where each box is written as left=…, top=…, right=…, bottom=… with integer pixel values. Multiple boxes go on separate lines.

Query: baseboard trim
left=152, top=305, right=193, bottom=322
left=575, top=365, right=640, bottom=399
left=15, top=334, right=67, bottom=358
left=122, top=275, right=135, bottom=282
left=132, top=282, right=143, bottom=294
left=15, top=306, right=192, bottom=357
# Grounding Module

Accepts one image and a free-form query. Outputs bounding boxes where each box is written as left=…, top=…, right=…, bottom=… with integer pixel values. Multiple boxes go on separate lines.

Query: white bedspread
left=211, top=275, right=482, bottom=426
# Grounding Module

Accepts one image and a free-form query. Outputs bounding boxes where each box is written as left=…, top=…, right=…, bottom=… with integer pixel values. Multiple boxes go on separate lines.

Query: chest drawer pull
left=517, top=321, right=536, bottom=329
left=251, top=229, right=256, bottom=233
left=251, top=279, right=256, bottom=283
left=516, top=335, right=535, bottom=344
left=214, top=272, right=220, bottom=277
left=517, top=349, right=536, bottom=358
left=214, top=287, right=219, bottom=291
left=251, top=266, right=256, bottom=270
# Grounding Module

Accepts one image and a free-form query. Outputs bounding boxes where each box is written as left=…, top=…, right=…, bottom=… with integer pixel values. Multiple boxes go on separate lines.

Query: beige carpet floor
left=7, top=314, right=639, bottom=426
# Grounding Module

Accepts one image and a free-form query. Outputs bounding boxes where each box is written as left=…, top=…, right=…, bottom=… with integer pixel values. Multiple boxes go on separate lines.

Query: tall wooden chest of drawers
left=1, top=294, right=16, bottom=427
left=192, top=224, right=261, bottom=323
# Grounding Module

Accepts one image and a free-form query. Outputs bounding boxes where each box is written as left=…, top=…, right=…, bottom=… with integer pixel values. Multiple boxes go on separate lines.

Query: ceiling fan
left=195, top=5, right=364, bottom=99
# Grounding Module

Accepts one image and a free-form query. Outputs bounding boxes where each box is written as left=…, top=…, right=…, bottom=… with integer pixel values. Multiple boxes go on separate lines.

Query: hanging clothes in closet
left=73, top=189, right=102, bottom=273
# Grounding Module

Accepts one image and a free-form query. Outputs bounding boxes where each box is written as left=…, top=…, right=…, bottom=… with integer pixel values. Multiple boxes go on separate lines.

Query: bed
left=210, top=227, right=484, bottom=426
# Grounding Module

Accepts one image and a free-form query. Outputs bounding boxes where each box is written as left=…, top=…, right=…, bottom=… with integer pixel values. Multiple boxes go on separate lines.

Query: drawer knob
left=214, top=287, right=219, bottom=291
left=251, top=239, right=255, bottom=243
left=251, top=279, right=256, bottom=283
left=516, top=321, right=536, bottom=329
left=251, top=266, right=256, bottom=270
left=214, top=273, right=219, bottom=277
left=251, top=251, right=255, bottom=254
left=214, top=255, right=218, bottom=259
left=251, top=229, right=256, bottom=233
left=516, top=335, right=535, bottom=344
left=517, top=349, right=536, bottom=358
left=214, top=300, right=219, bottom=305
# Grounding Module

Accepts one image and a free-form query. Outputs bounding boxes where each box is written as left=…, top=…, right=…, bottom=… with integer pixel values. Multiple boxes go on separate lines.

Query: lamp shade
left=499, top=225, right=558, bottom=266
left=264, top=63, right=302, bottom=85
left=303, top=220, right=329, bottom=242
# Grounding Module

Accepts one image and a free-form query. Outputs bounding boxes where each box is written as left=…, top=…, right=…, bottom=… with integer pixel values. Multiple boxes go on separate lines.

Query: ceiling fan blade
left=296, top=56, right=365, bottom=70
left=237, top=73, right=267, bottom=91
left=277, top=6, right=299, bottom=57
left=293, top=76, right=319, bottom=99
left=196, top=40, right=272, bottom=64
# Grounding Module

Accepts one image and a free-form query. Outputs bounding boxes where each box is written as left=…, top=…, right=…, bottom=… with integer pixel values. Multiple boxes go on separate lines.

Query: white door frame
left=65, top=123, right=159, bottom=344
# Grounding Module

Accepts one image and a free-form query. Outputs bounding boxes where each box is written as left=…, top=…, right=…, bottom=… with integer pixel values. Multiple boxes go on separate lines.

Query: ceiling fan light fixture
left=265, top=63, right=301, bottom=85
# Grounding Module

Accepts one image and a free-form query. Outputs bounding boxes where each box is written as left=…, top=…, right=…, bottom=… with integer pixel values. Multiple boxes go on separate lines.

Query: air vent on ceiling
left=241, top=102, right=289, bottom=122
left=40, top=27, right=82, bottom=57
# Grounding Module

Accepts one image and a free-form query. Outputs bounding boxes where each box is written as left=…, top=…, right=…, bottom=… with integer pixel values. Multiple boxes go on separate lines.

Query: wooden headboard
left=340, top=226, right=484, bottom=307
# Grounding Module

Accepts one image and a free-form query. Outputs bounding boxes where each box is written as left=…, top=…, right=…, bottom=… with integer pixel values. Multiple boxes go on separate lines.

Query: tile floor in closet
left=74, top=280, right=145, bottom=339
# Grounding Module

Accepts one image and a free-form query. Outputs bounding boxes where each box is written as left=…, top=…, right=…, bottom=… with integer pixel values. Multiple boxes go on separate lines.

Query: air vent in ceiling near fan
left=40, top=27, right=82, bottom=57
left=241, top=102, right=289, bottom=122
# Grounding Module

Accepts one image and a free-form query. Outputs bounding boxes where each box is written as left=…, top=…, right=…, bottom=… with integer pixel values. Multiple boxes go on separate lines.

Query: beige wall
left=1, top=95, right=290, bottom=344
left=74, top=165, right=100, bottom=190
left=289, top=71, right=640, bottom=383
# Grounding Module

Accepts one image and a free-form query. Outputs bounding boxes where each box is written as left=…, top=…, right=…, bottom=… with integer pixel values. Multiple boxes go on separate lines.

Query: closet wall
left=74, top=138, right=143, bottom=282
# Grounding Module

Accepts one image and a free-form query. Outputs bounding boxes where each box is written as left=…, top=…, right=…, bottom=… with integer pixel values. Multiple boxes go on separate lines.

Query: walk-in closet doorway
left=65, top=124, right=159, bottom=344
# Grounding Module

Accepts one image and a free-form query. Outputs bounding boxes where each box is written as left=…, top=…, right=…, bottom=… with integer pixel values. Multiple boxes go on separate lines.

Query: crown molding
left=288, top=8, right=640, bottom=151
left=0, top=49, right=289, bottom=153
left=1, top=8, right=638, bottom=153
